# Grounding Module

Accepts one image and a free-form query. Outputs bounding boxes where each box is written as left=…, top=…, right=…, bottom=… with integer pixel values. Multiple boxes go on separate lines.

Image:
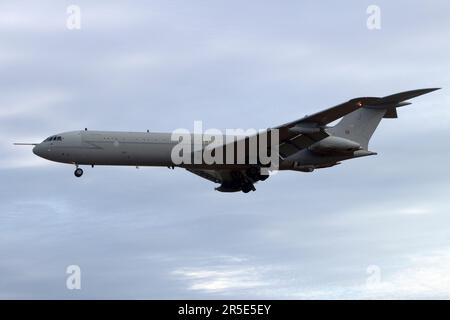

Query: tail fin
left=329, top=88, right=440, bottom=150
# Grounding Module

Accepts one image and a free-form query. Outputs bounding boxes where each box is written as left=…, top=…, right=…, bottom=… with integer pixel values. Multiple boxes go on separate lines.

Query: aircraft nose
left=32, top=144, right=42, bottom=157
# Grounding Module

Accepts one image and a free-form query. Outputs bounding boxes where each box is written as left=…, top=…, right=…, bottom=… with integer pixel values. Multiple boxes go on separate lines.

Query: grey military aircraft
left=15, top=88, right=439, bottom=193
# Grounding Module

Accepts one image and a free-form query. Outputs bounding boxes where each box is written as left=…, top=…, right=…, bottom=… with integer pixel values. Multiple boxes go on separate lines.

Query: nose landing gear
left=74, top=168, right=84, bottom=178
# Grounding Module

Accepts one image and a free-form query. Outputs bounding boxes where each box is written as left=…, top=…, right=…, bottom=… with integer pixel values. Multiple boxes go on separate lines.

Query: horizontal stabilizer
left=376, top=88, right=440, bottom=105
left=363, top=88, right=440, bottom=109
left=367, top=88, right=440, bottom=118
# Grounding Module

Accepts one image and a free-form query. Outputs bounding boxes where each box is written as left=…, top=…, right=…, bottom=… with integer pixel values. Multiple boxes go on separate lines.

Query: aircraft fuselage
left=33, top=130, right=178, bottom=167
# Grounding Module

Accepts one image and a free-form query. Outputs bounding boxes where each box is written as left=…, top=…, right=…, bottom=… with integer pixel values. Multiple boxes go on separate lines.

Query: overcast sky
left=1, top=0, right=449, bottom=299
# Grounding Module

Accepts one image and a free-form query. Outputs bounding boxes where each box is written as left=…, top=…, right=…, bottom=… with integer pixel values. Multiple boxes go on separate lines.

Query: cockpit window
left=44, top=136, right=62, bottom=142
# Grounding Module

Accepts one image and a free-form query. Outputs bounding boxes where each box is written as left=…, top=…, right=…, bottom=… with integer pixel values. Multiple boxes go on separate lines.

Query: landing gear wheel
left=74, top=168, right=84, bottom=178
left=241, top=183, right=256, bottom=193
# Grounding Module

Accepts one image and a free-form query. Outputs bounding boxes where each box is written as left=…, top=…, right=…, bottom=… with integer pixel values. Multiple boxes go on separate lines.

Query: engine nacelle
left=309, top=136, right=361, bottom=154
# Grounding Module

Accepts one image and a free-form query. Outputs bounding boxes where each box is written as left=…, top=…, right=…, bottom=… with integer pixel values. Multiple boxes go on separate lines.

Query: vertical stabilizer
left=329, top=88, right=440, bottom=150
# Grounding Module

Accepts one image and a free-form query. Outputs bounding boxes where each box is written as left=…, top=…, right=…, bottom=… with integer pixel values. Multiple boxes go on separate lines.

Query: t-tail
left=328, top=88, right=440, bottom=150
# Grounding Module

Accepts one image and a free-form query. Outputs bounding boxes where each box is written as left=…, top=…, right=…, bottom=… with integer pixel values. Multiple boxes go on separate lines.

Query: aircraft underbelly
left=64, top=142, right=174, bottom=166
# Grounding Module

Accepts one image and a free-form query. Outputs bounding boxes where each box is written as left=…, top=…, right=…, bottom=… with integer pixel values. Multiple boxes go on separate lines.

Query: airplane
left=15, top=88, right=439, bottom=193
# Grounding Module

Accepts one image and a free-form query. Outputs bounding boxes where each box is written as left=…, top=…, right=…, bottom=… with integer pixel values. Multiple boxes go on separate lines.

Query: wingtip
left=413, top=87, right=441, bottom=94
left=415, top=87, right=441, bottom=96
left=423, top=87, right=441, bottom=92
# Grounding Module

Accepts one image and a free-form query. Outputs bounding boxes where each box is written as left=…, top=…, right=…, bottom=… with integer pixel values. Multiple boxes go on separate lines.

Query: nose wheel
left=74, top=168, right=84, bottom=178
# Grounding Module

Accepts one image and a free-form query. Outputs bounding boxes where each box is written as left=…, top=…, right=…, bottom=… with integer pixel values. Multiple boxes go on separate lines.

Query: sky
left=0, top=0, right=450, bottom=299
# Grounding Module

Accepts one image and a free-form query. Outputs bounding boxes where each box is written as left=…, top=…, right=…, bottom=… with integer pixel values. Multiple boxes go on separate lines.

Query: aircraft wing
left=205, top=88, right=440, bottom=160
left=274, top=98, right=370, bottom=158
left=185, top=88, right=439, bottom=192
left=204, top=96, right=377, bottom=161
left=185, top=97, right=379, bottom=191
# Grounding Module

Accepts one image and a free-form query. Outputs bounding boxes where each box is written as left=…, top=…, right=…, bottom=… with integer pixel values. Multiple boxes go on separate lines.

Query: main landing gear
left=231, top=170, right=257, bottom=194
left=241, top=182, right=256, bottom=194
left=74, top=167, right=84, bottom=178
